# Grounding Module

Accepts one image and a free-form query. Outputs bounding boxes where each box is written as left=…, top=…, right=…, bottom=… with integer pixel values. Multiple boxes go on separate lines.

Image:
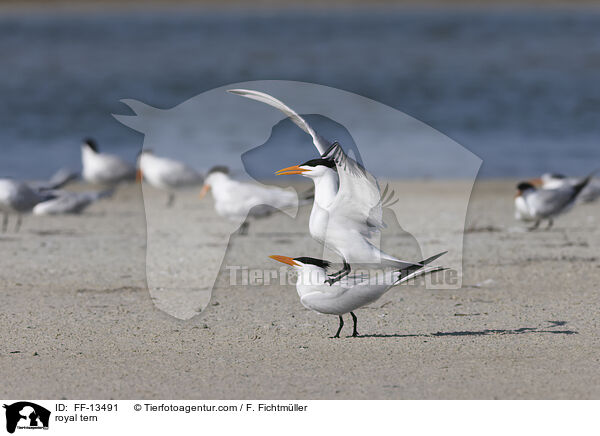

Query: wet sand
left=1, top=180, right=599, bottom=399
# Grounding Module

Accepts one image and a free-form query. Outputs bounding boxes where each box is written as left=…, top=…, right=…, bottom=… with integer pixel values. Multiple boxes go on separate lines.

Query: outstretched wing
left=227, top=89, right=331, bottom=155
left=379, top=183, right=399, bottom=209
left=323, top=142, right=384, bottom=238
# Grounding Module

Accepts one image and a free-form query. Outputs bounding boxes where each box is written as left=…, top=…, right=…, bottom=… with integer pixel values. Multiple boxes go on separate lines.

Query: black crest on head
left=83, top=138, right=98, bottom=152
left=207, top=165, right=230, bottom=176
left=293, top=257, right=331, bottom=269
left=300, top=158, right=336, bottom=169
left=517, top=182, right=535, bottom=191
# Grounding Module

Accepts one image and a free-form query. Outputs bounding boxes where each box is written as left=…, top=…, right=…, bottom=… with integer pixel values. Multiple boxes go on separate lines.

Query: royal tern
left=81, top=138, right=136, bottom=185
left=270, top=251, right=447, bottom=337
left=515, top=175, right=593, bottom=230
left=228, top=89, right=421, bottom=283
left=532, top=173, right=600, bottom=204
left=0, top=179, right=56, bottom=232
left=137, top=150, right=204, bottom=206
left=32, top=189, right=113, bottom=215
left=199, top=166, right=309, bottom=235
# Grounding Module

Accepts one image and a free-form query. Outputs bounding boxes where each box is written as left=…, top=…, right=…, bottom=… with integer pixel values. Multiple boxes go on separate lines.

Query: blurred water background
left=1, top=6, right=599, bottom=179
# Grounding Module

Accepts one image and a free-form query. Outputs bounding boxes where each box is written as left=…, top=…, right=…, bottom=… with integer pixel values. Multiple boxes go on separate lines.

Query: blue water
left=1, top=7, right=599, bottom=179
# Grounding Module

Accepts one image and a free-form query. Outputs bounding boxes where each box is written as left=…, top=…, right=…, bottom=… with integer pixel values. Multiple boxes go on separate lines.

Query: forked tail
left=394, top=250, right=448, bottom=285
left=396, top=266, right=448, bottom=285
left=571, top=171, right=596, bottom=201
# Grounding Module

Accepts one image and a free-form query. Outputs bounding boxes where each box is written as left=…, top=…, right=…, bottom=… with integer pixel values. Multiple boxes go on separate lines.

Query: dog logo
left=3, top=402, right=50, bottom=433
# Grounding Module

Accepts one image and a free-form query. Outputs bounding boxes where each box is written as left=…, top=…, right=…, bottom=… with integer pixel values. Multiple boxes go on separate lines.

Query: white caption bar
left=0, top=400, right=596, bottom=435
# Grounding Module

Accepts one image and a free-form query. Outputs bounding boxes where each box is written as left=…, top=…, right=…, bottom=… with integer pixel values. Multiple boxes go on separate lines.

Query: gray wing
left=323, top=142, right=384, bottom=237
left=530, top=173, right=593, bottom=216
left=9, top=182, right=56, bottom=212
left=227, top=89, right=331, bottom=155
left=33, top=189, right=113, bottom=215
left=528, top=187, right=580, bottom=217
left=579, top=178, right=600, bottom=202
left=28, top=168, right=79, bottom=191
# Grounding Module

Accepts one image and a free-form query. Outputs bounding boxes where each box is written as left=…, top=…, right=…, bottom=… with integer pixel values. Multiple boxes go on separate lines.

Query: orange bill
left=269, top=255, right=300, bottom=266
left=199, top=184, right=211, bottom=199
left=135, top=169, right=143, bottom=183
left=529, top=177, right=543, bottom=187
left=275, top=165, right=310, bottom=176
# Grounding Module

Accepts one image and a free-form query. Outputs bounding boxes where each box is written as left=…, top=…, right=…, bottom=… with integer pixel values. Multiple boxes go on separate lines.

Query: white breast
left=82, top=146, right=134, bottom=184
left=308, top=203, right=329, bottom=244
left=514, top=195, right=534, bottom=221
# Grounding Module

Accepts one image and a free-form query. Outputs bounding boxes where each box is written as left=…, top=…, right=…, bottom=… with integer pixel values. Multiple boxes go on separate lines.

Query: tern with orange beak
left=515, top=174, right=594, bottom=230
left=199, top=166, right=311, bottom=235
left=270, top=251, right=447, bottom=338
left=137, top=150, right=203, bottom=207
left=228, top=89, right=422, bottom=283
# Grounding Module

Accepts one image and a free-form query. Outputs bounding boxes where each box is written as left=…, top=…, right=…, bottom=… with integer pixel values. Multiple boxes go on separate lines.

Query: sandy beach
left=1, top=179, right=599, bottom=399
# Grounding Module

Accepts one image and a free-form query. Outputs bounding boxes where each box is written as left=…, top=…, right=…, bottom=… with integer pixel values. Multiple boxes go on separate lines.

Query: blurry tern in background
left=270, top=251, right=446, bottom=338
left=199, top=166, right=312, bottom=235
left=81, top=138, right=136, bottom=185
left=0, top=179, right=56, bottom=232
left=137, top=150, right=204, bottom=207
left=531, top=173, right=600, bottom=204
left=515, top=173, right=594, bottom=230
left=228, top=89, right=422, bottom=284
left=33, top=189, right=114, bottom=215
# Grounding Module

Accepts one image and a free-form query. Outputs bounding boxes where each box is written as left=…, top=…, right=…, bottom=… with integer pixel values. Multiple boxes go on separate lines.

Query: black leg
left=546, top=218, right=554, bottom=229
left=528, top=220, right=540, bottom=231
left=15, top=214, right=22, bottom=233
left=332, top=315, right=344, bottom=338
left=166, top=192, right=175, bottom=208
left=326, top=261, right=351, bottom=286
left=350, top=312, right=358, bottom=337
left=2, top=213, right=7, bottom=233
